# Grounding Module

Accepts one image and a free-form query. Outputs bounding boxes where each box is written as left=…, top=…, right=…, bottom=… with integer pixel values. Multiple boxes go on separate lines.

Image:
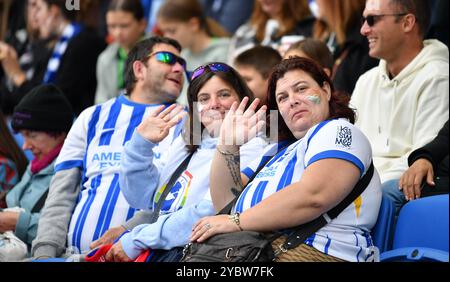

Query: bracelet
left=228, top=213, right=243, bottom=231
left=216, top=146, right=239, bottom=156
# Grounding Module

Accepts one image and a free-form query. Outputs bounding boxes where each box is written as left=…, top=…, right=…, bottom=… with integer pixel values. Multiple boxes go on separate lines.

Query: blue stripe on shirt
left=324, top=236, right=331, bottom=255
left=99, top=100, right=122, bottom=146
left=250, top=181, right=268, bottom=208
left=242, top=167, right=255, bottom=179
left=82, top=106, right=101, bottom=186
left=72, top=174, right=102, bottom=252
left=123, top=105, right=146, bottom=145
left=235, top=183, right=253, bottom=213
left=276, top=153, right=297, bottom=191
left=126, top=207, right=136, bottom=221
left=92, top=174, right=121, bottom=242
left=307, top=150, right=365, bottom=177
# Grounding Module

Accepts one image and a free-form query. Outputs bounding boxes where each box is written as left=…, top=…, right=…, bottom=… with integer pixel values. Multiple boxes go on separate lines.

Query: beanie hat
left=11, top=84, right=74, bottom=133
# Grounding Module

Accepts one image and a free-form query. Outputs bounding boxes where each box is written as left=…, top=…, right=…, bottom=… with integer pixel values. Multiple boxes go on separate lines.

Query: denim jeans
left=382, top=179, right=407, bottom=215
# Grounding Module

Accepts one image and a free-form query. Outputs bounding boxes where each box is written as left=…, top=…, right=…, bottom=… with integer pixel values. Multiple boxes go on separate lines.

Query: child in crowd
left=233, top=46, right=282, bottom=105
left=95, top=0, right=147, bottom=104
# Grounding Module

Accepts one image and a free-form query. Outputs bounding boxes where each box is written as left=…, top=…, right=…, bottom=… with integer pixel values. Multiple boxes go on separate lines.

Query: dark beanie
left=11, top=84, right=74, bottom=133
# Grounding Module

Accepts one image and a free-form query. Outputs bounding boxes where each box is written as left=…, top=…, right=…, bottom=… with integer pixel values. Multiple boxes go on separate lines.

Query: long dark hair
left=0, top=110, right=28, bottom=177
left=185, top=62, right=254, bottom=153
left=267, top=57, right=355, bottom=141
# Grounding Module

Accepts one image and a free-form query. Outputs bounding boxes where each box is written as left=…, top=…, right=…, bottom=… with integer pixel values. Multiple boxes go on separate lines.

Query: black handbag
left=182, top=231, right=276, bottom=262
left=181, top=161, right=374, bottom=262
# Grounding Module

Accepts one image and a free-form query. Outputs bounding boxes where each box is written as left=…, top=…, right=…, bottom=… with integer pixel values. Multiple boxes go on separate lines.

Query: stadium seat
left=371, top=195, right=395, bottom=253
left=380, top=195, right=449, bottom=262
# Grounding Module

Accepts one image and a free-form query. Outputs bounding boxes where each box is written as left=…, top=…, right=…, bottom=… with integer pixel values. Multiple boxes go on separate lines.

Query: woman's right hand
left=218, top=97, right=267, bottom=147
left=137, top=104, right=186, bottom=143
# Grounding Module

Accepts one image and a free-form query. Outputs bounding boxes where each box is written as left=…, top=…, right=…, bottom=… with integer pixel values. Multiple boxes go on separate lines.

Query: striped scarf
left=43, top=23, right=82, bottom=83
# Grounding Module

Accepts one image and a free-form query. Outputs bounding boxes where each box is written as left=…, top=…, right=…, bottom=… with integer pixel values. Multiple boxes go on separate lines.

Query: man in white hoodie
left=351, top=0, right=449, bottom=213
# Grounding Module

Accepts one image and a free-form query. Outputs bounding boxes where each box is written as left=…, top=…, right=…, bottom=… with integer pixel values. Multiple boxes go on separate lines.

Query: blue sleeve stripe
left=55, top=160, right=84, bottom=172
left=307, top=120, right=333, bottom=149
left=242, top=167, right=255, bottom=179
left=307, top=150, right=365, bottom=177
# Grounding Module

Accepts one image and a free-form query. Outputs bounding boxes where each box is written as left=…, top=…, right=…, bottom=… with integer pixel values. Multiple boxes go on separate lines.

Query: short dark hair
left=389, top=0, right=431, bottom=38
left=42, top=0, right=78, bottom=21
left=234, top=46, right=282, bottom=79
left=124, top=36, right=182, bottom=94
left=267, top=57, right=355, bottom=141
left=286, top=38, right=334, bottom=73
left=186, top=62, right=254, bottom=152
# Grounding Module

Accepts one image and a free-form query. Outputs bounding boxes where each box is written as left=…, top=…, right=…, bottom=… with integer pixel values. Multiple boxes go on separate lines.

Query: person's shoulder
left=70, top=27, right=106, bottom=51
left=98, top=43, right=120, bottom=63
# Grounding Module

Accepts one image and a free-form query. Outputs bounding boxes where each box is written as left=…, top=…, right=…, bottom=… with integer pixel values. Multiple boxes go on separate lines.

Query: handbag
left=181, top=161, right=374, bottom=262
left=182, top=231, right=276, bottom=262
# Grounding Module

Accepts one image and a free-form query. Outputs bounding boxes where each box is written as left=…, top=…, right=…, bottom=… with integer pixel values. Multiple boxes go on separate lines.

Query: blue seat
left=371, top=195, right=395, bottom=253
left=380, top=195, right=449, bottom=262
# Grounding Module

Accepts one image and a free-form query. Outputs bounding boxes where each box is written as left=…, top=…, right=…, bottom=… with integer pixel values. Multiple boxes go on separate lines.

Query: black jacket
left=332, top=26, right=379, bottom=96
left=409, top=120, right=449, bottom=177
left=52, top=27, right=106, bottom=115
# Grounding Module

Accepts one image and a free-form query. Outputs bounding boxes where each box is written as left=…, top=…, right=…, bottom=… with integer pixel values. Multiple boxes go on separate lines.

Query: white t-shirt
left=235, top=119, right=382, bottom=262
left=55, top=95, right=182, bottom=253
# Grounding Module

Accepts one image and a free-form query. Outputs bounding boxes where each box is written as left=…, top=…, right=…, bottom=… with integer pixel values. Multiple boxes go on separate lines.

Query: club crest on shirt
left=335, top=126, right=352, bottom=148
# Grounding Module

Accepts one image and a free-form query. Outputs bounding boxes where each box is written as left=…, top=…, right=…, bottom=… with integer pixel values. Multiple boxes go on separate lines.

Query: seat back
left=371, top=194, right=395, bottom=253
left=393, top=195, right=449, bottom=251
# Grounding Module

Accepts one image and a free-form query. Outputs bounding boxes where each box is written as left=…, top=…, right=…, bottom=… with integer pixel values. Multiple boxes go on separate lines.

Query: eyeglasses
left=148, top=51, right=187, bottom=69
left=190, top=63, right=230, bottom=81
left=361, top=13, right=407, bottom=27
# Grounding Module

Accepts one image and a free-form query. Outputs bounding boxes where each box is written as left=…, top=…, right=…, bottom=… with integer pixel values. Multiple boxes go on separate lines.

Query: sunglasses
left=190, top=63, right=230, bottom=81
left=148, top=51, right=187, bottom=69
left=361, top=13, right=407, bottom=27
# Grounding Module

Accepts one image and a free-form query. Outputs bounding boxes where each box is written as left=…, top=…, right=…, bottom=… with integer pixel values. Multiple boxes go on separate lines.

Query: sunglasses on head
left=190, top=63, right=230, bottom=81
left=361, top=13, right=407, bottom=27
left=148, top=51, right=187, bottom=69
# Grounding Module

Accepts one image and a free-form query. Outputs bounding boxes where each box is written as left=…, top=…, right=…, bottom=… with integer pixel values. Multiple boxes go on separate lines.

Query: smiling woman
left=100, top=62, right=268, bottom=262
left=192, top=57, right=383, bottom=262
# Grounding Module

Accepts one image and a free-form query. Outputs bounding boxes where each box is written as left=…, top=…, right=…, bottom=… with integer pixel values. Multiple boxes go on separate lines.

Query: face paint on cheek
left=306, top=95, right=321, bottom=105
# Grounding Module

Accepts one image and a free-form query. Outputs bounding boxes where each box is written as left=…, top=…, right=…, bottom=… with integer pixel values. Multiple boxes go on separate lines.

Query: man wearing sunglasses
left=31, top=37, right=188, bottom=260
left=351, top=0, right=448, bottom=213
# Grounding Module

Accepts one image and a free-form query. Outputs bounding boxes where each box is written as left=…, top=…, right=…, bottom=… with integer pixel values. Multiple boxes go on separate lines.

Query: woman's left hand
left=0, top=211, right=20, bottom=233
left=190, top=215, right=240, bottom=242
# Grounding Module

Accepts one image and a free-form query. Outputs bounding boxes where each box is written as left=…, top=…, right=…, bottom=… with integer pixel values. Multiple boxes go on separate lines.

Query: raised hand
left=137, top=104, right=186, bottom=143
left=219, top=97, right=267, bottom=146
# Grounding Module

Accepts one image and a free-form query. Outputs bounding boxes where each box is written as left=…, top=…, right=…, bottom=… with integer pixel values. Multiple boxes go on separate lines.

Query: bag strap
left=31, top=190, right=49, bottom=213
left=278, top=162, right=374, bottom=252
left=149, top=152, right=194, bottom=223
left=218, top=142, right=292, bottom=215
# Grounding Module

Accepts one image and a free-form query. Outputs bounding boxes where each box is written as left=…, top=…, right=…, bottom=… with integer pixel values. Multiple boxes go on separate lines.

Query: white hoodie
left=351, top=39, right=449, bottom=183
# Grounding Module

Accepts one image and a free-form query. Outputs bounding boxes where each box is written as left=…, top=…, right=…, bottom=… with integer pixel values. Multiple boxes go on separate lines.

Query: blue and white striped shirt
left=54, top=95, right=182, bottom=254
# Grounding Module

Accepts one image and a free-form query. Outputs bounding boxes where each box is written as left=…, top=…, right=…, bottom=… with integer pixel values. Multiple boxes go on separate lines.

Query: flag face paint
left=306, top=95, right=321, bottom=105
